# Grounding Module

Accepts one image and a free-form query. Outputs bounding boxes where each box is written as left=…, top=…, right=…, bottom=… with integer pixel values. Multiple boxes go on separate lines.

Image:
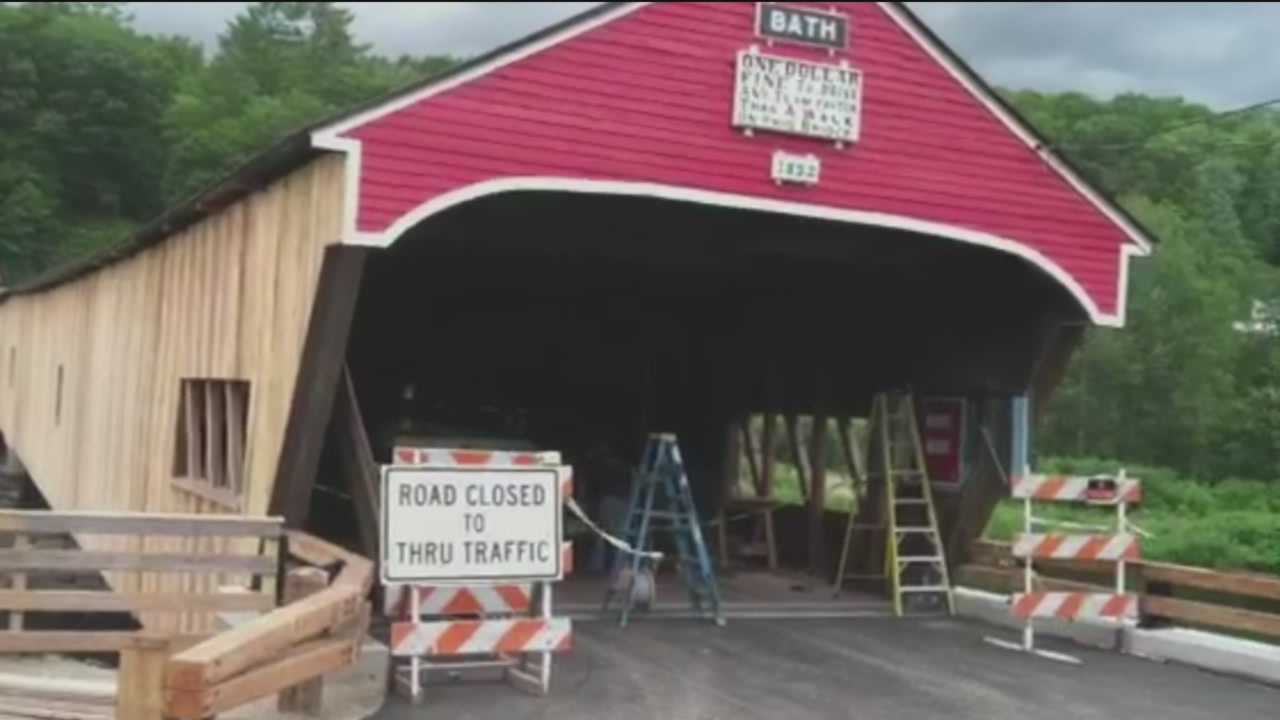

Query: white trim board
left=311, top=1, right=1147, bottom=327
left=349, top=176, right=1122, bottom=327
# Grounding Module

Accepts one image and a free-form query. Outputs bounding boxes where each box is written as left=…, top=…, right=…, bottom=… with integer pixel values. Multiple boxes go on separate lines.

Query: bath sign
left=733, top=49, right=862, bottom=143
left=757, top=3, right=848, bottom=50
left=381, top=465, right=563, bottom=584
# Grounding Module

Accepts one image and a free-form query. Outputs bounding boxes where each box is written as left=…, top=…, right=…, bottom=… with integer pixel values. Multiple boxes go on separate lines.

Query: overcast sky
left=124, top=2, right=1279, bottom=109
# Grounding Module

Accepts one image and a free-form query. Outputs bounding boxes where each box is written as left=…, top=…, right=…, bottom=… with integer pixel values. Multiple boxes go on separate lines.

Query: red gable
left=313, top=2, right=1150, bottom=326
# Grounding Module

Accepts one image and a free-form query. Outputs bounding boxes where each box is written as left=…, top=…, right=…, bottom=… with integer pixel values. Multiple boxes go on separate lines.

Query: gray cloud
left=123, top=2, right=1277, bottom=109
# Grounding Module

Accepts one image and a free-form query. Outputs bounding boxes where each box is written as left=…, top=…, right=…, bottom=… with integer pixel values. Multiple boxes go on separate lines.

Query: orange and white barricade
left=986, top=468, right=1141, bottom=664
left=386, top=447, right=573, bottom=702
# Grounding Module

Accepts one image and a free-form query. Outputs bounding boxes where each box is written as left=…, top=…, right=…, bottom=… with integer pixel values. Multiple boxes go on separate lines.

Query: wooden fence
left=0, top=510, right=373, bottom=720
left=0, top=509, right=284, bottom=719
left=163, top=530, right=373, bottom=719
left=960, top=539, right=1280, bottom=640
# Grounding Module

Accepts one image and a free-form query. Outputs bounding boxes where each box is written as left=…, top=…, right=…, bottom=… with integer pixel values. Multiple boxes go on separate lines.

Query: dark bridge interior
left=346, top=190, right=1079, bottom=453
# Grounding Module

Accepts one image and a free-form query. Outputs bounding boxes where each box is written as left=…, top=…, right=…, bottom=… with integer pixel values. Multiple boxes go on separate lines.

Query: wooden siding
left=0, top=155, right=346, bottom=627
left=339, top=2, right=1133, bottom=318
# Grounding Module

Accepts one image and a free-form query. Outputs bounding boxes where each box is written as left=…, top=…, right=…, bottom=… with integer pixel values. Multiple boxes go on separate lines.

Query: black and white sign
left=757, top=3, right=849, bottom=50
left=380, top=466, right=562, bottom=584
left=733, top=50, right=862, bottom=143
left=771, top=150, right=821, bottom=185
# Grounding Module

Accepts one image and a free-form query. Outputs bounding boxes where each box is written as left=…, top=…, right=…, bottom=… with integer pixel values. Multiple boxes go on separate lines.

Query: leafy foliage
left=0, top=1, right=456, bottom=282
left=1020, top=92, right=1280, bottom=482
left=987, top=457, right=1280, bottom=574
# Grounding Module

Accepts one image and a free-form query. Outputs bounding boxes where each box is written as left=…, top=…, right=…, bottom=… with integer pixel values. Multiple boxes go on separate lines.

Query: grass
left=985, top=456, right=1280, bottom=575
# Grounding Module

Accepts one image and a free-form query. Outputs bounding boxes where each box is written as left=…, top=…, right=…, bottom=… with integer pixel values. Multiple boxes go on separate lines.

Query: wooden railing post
left=118, top=638, right=172, bottom=720
left=8, top=533, right=25, bottom=631
left=277, top=567, right=329, bottom=714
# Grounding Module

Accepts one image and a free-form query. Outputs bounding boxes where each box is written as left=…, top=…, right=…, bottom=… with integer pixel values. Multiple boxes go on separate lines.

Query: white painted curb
left=955, top=587, right=1123, bottom=650
left=957, top=586, right=1280, bottom=686
left=1127, top=626, right=1280, bottom=686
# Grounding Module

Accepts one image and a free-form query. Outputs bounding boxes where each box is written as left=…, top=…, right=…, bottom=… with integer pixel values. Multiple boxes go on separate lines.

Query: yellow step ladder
left=833, top=392, right=955, bottom=617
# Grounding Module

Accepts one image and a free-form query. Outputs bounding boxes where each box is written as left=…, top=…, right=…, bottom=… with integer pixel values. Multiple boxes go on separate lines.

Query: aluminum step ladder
left=602, top=433, right=725, bottom=627
left=833, top=392, right=955, bottom=617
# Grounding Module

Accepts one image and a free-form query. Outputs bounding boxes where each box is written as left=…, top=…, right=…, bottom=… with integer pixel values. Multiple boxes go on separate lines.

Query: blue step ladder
left=602, top=433, right=725, bottom=627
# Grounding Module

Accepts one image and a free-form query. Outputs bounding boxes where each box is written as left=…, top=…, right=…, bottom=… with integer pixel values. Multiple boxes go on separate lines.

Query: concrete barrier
left=1127, top=626, right=1280, bottom=686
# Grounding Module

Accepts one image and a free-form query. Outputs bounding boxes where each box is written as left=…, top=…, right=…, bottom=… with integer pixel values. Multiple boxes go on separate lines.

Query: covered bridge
left=0, top=2, right=1150, bottom=613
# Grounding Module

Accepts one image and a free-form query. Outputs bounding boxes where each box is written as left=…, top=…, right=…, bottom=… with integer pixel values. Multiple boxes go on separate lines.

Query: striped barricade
left=1012, top=534, right=1140, bottom=562
left=1011, top=592, right=1138, bottom=621
left=388, top=584, right=534, bottom=617
left=391, top=618, right=573, bottom=657
left=1011, top=474, right=1142, bottom=505
left=985, top=469, right=1141, bottom=664
left=386, top=446, right=573, bottom=702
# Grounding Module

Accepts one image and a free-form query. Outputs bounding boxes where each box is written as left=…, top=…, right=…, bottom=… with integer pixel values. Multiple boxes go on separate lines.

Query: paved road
left=375, top=618, right=1279, bottom=719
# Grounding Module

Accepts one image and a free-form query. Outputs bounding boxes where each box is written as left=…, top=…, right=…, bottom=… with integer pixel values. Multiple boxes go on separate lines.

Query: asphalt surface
left=374, top=617, right=1279, bottom=719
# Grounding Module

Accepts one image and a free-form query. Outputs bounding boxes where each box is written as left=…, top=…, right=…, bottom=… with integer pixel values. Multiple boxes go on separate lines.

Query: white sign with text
left=733, top=49, right=862, bottom=143
left=380, top=465, right=562, bottom=584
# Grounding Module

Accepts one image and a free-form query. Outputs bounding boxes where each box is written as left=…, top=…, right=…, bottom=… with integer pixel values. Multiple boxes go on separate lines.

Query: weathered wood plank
left=807, top=411, right=828, bottom=577
left=1143, top=594, right=1280, bottom=639
left=166, top=634, right=356, bottom=718
left=286, top=529, right=349, bottom=569
left=277, top=567, right=329, bottom=713
left=0, top=672, right=114, bottom=704
left=0, top=590, right=273, bottom=613
left=0, top=632, right=170, bottom=653
left=118, top=645, right=169, bottom=720
left=0, top=550, right=274, bottom=574
left=0, top=510, right=282, bottom=537
left=8, top=534, right=26, bottom=632
left=225, top=382, right=247, bottom=495
left=0, top=694, right=113, bottom=720
left=1141, top=562, right=1280, bottom=602
left=165, top=584, right=362, bottom=691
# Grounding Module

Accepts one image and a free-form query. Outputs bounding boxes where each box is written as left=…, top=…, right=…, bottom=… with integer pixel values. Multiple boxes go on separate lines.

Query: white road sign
left=380, top=465, right=562, bottom=584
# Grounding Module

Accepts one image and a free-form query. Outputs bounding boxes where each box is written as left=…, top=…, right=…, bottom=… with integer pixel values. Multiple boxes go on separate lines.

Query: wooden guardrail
left=960, top=539, right=1280, bottom=640
left=0, top=509, right=285, bottom=719
left=163, top=530, right=373, bottom=719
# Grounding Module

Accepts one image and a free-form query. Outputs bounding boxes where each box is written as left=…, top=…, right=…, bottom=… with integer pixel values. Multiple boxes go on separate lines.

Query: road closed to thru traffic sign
left=381, top=465, right=563, bottom=584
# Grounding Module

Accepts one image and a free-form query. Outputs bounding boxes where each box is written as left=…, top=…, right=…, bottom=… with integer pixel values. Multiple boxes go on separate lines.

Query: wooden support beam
left=760, top=413, right=778, bottom=571
left=784, top=414, right=808, bottom=503
left=807, top=412, right=829, bottom=578
left=716, top=419, right=740, bottom=569
left=270, top=246, right=370, bottom=527
left=740, top=417, right=762, bottom=496
left=278, top=568, right=329, bottom=715
left=334, top=367, right=379, bottom=559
